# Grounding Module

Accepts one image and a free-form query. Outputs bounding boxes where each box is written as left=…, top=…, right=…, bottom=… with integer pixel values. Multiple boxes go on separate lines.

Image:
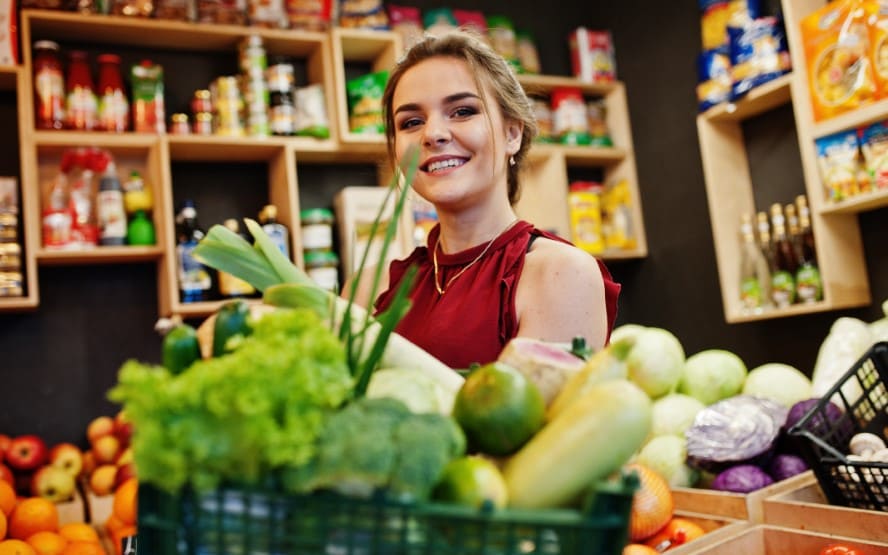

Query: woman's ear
left=505, top=119, right=524, bottom=155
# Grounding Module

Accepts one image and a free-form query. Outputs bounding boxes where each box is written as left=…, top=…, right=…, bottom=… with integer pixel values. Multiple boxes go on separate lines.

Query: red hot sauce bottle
left=97, top=53, right=130, bottom=132
left=33, top=40, right=65, bottom=130
left=65, top=50, right=98, bottom=131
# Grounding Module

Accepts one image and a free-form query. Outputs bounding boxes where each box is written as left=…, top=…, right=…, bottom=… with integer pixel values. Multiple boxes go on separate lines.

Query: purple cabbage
left=711, top=464, right=774, bottom=493
left=685, top=395, right=788, bottom=474
left=768, top=453, right=809, bottom=482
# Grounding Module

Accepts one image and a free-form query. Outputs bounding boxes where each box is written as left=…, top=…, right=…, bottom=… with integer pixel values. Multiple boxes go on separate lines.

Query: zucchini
left=212, top=299, right=253, bottom=357
left=162, top=323, right=202, bottom=375
left=503, top=379, right=651, bottom=509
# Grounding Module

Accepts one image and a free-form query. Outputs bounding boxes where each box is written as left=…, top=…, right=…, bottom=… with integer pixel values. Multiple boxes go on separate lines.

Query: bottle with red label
left=65, top=50, right=98, bottom=131
left=33, top=40, right=65, bottom=130
left=97, top=53, right=130, bottom=132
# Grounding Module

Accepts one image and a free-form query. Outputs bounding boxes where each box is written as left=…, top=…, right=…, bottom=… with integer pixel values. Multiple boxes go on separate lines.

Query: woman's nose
left=423, top=116, right=450, bottom=146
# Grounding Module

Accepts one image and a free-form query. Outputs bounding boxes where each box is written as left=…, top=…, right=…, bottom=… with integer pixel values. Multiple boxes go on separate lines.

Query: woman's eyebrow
left=394, top=92, right=482, bottom=115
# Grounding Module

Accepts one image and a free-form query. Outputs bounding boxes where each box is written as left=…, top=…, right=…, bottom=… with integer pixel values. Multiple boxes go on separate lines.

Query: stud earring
left=509, top=155, right=516, bottom=166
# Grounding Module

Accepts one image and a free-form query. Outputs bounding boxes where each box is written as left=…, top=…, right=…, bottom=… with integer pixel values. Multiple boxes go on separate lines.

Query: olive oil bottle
left=769, top=203, right=798, bottom=308
left=793, top=195, right=823, bottom=303
left=738, top=212, right=772, bottom=312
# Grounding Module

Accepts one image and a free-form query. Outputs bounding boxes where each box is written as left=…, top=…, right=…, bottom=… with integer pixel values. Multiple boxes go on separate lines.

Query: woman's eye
left=398, top=117, right=422, bottom=130
left=452, top=106, right=478, bottom=118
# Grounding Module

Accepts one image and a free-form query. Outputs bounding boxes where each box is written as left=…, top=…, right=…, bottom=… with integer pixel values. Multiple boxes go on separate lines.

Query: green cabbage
left=366, top=367, right=448, bottom=414
left=651, top=393, right=706, bottom=437
left=635, top=435, right=699, bottom=487
left=626, top=327, right=686, bottom=399
left=742, top=363, right=812, bottom=407
left=678, top=349, right=747, bottom=406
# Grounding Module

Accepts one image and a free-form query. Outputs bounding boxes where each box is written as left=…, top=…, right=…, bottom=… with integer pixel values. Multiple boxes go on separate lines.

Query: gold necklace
left=432, top=219, right=519, bottom=295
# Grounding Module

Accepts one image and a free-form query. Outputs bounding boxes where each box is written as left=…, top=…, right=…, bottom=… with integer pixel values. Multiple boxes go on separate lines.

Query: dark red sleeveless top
left=373, top=220, right=621, bottom=369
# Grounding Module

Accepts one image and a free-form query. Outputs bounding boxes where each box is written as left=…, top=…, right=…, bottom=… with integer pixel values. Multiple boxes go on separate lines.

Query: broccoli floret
left=389, top=413, right=466, bottom=501
left=288, top=396, right=465, bottom=501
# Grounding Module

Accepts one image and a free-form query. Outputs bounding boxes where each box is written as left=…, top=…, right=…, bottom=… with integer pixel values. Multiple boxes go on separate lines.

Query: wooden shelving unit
left=6, top=10, right=649, bottom=318
left=695, top=0, right=882, bottom=323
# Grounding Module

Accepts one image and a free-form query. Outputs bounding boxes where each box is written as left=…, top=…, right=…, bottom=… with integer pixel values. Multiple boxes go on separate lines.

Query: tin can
left=170, top=113, right=190, bottom=135
left=191, top=89, right=213, bottom=115
left=193, top=111, right=213, bottom=135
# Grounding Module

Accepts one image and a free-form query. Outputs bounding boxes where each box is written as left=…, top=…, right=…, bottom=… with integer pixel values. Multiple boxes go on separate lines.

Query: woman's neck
left=436, top=208, right=518, bottom=254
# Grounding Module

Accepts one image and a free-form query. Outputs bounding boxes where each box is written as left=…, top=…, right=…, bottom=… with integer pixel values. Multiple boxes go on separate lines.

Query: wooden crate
left=762, top=472, right=888, bottom=541
left=671, top=470, right=815, bottom=523
left=665, top=511, right=750, bottom=555
left=692, top=524, right=888, bottom=554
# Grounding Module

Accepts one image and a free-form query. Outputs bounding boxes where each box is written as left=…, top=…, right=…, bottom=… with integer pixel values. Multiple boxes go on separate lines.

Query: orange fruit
left=55, top=526, right=98, bottom=546
left=0, top=482, right=16, bottom=518
left=0, top=512, right=6, bottom=540
left=0, top=539, right=37, bottom=555
left=25, top=531, right=67, bottom=555
left=109, top=525, right=135, bottom=555
left=644, top=517, right=706, bottom=550
left=111, top=479, right=137, bottom=526
left=622, top=545, right=659, bottom=555
left=59, top=542, right=105, bottom=555
left=100, top=515, right=123, bottom=537
left=626, top=463, right=674, bottom=542
left=8, top=499, right=58, bottom=541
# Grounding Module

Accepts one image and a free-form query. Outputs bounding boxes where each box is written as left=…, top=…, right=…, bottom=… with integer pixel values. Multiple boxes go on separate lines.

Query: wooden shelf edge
left=725, top=298, right=867, bottom=324
left=33, top=131, right=161, bottom=150
left=699, top=74, right=793, bottom=123
left=171, top=298, right=262, bottom=320
left=0, top=296, right=39, bottom=311
left=600, top=248, right=647, bottom=261
left=818, top=189, right=888, bottom=215
left=517, top=74, right=618, bottom=96
left=529, top=144, right=626, bottom=165
left=812, top=97, right=888, bottom=139
left=36, top=246, right=164, bottom=265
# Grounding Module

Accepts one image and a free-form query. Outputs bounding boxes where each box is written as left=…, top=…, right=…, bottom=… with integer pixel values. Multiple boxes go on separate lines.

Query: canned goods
left=191, top=89, right=213, bottom=115
left=300, top=207, right=334, bottom=251
left=266, top=62, right=294, bottom=93
left=170, top=113, right=191, bottom=135
left=213, top=76, right=242, bottom=100
left=304, top=250, right=339, bottom=292
left=193, top=111, right=214, bottom=135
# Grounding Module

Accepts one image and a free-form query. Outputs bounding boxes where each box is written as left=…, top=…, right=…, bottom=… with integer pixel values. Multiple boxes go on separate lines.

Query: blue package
left=815, top=130, right=862, bottom=202
left=697, top=48, right=733, bottom=112
left=699, top=0, right=761, bottom=50
left=728, top=16, right=791, bottom=100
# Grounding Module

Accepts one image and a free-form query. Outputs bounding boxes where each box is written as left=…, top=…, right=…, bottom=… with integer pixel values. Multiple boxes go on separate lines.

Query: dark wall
left=2, top=1, right=886, bottom=445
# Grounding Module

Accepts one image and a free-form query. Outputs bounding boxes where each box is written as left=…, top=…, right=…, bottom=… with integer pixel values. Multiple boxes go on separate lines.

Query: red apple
left=49, top=442, right=84, bottom=478
left=81, top=450, right=97, bottom=477
left=114, top=462, right=137, bottom=490
left=113, top=410, right=134, bottom=447
left=31, top=464, right=77, bottom=503
left=6, top=435, right=48, bottom=472
left=91, top=434, right=121, bottom=465
left=87, top=416, right=114, bottom=444
left=89, top=464, right=118, bottom=496
left=0, top=462, right=13, bottom=485
left=0, top=433, right=11, bottom=462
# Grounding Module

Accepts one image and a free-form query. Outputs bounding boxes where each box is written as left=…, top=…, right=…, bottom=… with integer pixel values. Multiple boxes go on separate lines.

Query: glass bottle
left=769, top=203, right=797, bottom=308
left=96, top=162, right=128, bottom=246
left=96, top=53, right=130, bottom=132
left=793, top=195, right=823, bottom=303
left=65, top=50, right=98, bottom=131
left=217, top=219, right=257, bottom=298
left=33, top=40, right=65, bottom=130
left=259, top=204, right=290, bottom=258
left=738, top=212, right=772, bottom=313
left=176, top=200, right=212, bottom=302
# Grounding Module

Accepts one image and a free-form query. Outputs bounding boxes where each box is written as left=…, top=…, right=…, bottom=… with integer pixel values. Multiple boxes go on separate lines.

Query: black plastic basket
left=136, top=472, right=638, bottom=555
left=788, top=341, right=888, bottom=512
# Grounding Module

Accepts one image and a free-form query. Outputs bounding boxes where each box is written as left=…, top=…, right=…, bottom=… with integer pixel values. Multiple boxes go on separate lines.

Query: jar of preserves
left=65, top=50, right=98, bottom=131
left=170, top=113, right=190, bottom=134
left=193, top=111, right=213, bottom=135
left=96, top=53, right=130, bottom=132
left=33, top=40, right=65, bottom=130
left=304, top=250, right=340, bottom=292
left=191, top=89, right=213, bottom=115
left=300, top=207, right=334, bottom=252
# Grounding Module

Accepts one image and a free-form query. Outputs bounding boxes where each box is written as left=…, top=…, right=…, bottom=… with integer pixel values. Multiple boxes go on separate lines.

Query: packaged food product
left=347, top=70, right=387, bottom=135
left=696, top=48, right=733, bottom=112
left=110, top=0, right=153, bottom=16
left=551, top=86, right=591, bottom=145
left=338, top=0, right=388, bottom=29
left=487, top=15, right=519, bottom=68
left=867, top=1, right=888, bottom=99
left=568, top=181, right=604, bottom=254
left=294, top=83, right=330, bottom=139
left=248, top=0, right=286, bottom=27
left=601, top=179, right=636, bottom=250
left=131, top=60, right=166, bottom=133
left=815, top=130, right=864, bottom=202
left=531, top=96, right=555, bottom=143
left=453, top=9, right=487, bottom=37
left=569, top=27, right=616, bottom=83
left=587, top=99, right=613, bottom=147
left=802, top=0, right=877, bottom=122
left=516, top=30, right=541, bottom=74
left=0, top=177, right=17, bottom=214
left=154, top=0, right=192, bottom=20
left=196, top=0, right=247, bottom=25
left=96, top=53, right=129, bottom=132
left=424, top=7, right=457, bottom=36
left=387, top=4, right=423, bottom=49
left=0, top=0, right=17, bottom=65
left=858, top=120, right=888, bottom=190
left=727, top=16, right=791, bottom=100
left=33, top=40, right=65, bottom=130
left=286, top=0, right=333, bottom=31
left=699, top=0, right=760, bottom=51
left=65, top=50, right=98, bottom=131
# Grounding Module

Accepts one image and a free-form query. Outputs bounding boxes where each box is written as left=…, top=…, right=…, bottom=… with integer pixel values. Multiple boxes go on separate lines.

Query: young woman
left=349, top=29, right=620, bottom=369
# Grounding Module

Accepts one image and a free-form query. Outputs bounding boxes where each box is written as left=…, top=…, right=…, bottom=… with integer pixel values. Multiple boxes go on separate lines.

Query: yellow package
left=868, top=0, right=888, bottom=98
left=700, top=0, right=758, bottom=51
left=601, top=179, right=636, bottom=251
left=802, top=0, right=877, bottom=121
left=567, top=182, right=604, bottom=254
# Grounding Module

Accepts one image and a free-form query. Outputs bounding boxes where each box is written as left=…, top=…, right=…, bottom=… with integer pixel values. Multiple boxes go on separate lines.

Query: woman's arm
left=515, top=239, right=608, bottom=349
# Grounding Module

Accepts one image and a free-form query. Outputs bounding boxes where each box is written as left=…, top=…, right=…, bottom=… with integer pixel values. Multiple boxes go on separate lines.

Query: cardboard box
left=569, top=27, right=616, bottom=83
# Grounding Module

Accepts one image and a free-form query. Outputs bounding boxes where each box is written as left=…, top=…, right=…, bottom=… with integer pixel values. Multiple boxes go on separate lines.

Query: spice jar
left=33, top=40, right=65, bottom=130
left=299, top=207, right=334, bottom=252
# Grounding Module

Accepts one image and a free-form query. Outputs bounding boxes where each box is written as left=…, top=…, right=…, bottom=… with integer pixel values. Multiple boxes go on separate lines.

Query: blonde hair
left=382, top=29, right=538, bottom=205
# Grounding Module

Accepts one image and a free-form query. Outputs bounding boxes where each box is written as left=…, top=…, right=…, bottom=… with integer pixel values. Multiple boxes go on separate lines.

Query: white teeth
left=427, top=158, right=465, bottom=172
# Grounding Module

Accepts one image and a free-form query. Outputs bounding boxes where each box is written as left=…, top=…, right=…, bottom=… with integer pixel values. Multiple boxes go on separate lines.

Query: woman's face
left=391, top=56, right=522, bottom=210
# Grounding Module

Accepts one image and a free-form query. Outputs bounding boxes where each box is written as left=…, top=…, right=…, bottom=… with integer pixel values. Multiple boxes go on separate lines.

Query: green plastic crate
left=136, top=471, right=638, bottom=555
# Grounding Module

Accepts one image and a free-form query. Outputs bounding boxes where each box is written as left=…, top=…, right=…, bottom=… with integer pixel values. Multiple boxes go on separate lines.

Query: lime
left=433, top=455, right=508, bottom=509
left=452, top=362, right=545, bottom=456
